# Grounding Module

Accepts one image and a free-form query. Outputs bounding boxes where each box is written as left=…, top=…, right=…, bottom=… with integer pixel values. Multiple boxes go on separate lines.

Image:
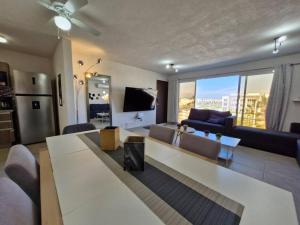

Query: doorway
left=156, top=80, right=168, bottom=124
left=86, top=74, right=112, bottom=129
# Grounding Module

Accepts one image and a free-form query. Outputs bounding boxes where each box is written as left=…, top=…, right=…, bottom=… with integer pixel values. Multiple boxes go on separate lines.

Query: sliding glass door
left=195, top=75, right=240, bottom=115
left=178, top=71, right=274, bottom=129
left=237, top=73, right=273, bottom=129
left=178, top=81, right=195, bottom=122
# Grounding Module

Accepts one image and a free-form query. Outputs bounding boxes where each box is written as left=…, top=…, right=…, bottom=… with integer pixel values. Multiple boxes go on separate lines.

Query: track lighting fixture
left=272, top=35, right=287, bottom=55
left=165, top=63, right=179, bottom=73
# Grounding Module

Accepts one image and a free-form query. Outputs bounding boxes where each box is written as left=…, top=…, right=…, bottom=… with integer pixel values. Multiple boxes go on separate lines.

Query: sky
left=180, top=73, right=274, bottom=99
left=196, top=76, right=239, bottom=98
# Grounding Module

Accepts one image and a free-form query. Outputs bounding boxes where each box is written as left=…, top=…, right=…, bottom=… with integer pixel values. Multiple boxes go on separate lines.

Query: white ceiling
left=1, top=0, right=300, bottom=74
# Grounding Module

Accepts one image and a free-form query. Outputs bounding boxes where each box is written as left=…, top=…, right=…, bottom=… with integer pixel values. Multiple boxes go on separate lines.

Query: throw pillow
left=209, top=110, right=231, bottom=118
left=188, top=108, right=210, bottom=121
left=207, top=115, right=226, bottom=125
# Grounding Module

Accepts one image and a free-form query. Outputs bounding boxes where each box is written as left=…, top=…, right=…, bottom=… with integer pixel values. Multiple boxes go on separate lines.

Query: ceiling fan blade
left=37, top=0, right=58, bottom=12
left=70, top=18, right=100, bottom=36
left=64, top=0, right=88, bottom=14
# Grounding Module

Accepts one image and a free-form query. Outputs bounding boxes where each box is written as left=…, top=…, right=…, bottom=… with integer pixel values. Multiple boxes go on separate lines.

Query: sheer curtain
left=266, top=64, right=294, bottom=131
left=167, top=79, right=179, bottom=123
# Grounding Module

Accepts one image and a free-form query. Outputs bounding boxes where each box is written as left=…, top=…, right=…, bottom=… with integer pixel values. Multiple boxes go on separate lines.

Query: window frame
left=177, top=68, right=274, bottom=129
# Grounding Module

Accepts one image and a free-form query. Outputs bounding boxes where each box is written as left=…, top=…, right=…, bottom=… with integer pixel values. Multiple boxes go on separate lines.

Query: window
left=177, top=71, right=274, bottom=129
left=178, top=81, right=195, bottom=122
left=195, top=76, right=239, bottom=115
left=237, top=73, right=273, bottom=129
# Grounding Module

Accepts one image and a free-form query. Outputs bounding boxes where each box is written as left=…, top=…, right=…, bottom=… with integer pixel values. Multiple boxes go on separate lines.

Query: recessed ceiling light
left=0, top=36, right=8, bottom=44
left=166, top=64, right=171, bottom=69
left=54, top=16, right=71, bottom=31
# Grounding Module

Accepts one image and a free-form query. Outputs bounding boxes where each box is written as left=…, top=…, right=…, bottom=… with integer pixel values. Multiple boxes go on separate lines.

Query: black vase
left=123, top=136, right=145, bottom=171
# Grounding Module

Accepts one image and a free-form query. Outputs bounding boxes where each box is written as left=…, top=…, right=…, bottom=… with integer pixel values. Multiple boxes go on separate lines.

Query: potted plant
left=216, top=133, right=222, bottom=141
left=204, top=130, right=210, bottom=137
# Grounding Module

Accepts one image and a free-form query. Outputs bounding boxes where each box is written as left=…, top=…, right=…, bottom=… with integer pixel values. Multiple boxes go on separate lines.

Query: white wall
left=53, top=39, right=76, bottom=133
left=0, top=47, right=53, bottom=76
left=169, top=53, right=300, bottom=131
left=72, top=49, right=168, bottom=128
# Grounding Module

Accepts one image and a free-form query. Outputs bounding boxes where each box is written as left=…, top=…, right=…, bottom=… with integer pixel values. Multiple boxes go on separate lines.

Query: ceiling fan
left=38, top=0, right=100, bottom=36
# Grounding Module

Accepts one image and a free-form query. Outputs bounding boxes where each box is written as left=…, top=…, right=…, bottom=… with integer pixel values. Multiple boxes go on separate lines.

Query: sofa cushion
left=188, top=108, right=210, bottom=121
left=231, top=126, right=300, bottom=157
left=207, top=115, right=226, bottom=125
left=209, top=110, right=231, bottom=118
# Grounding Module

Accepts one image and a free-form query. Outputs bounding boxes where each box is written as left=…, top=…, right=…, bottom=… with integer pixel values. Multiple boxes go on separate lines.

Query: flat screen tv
left=123, top=87, right=157, bottom=112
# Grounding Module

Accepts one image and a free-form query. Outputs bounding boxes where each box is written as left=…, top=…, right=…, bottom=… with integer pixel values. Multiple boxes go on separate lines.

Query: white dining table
left=46, top=128, right=298, bottom=225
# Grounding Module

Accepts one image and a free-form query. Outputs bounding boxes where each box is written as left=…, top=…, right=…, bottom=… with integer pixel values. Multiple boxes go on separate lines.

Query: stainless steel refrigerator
left=12, top=70, right=55, bottom=144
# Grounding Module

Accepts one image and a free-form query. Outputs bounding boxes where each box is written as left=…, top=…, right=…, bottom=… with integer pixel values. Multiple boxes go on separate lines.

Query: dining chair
left=62, top=123, right=96, bottom=134
left=179, top=132, right=221, bottom=160
left=0, top=177, right=39, bottom=225
left=4, top=144, right=40, bottom=206
left=149, top=125, right=175, bottom=144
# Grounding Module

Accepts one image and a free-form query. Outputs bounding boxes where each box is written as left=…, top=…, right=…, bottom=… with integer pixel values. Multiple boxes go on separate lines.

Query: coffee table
left=169, top=125, right=240, bottom=166
left=193, top=130, right=241, bottom=166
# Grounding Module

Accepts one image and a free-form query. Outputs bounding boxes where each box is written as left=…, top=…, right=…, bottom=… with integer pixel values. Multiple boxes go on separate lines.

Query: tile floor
left=0, top=130, right=299, bottom=222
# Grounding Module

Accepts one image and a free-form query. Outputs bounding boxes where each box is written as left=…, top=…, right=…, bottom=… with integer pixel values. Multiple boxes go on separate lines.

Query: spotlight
left=97, top=58, right=102, bottom=64
left=165, top=63, right=179, bottom=72
left=273, top=48, right=279, bottom=54
left=85, top=73, right=92, bottom=78
left=278, top=35, right=287, bottom=43
left=78, top=60, right=84, bottom=66
left=272, top=35, right=287, bottom=54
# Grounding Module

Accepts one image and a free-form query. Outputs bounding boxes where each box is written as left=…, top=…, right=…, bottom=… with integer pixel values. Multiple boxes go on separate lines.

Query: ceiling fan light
left=54, top=16, right=71, bottom=31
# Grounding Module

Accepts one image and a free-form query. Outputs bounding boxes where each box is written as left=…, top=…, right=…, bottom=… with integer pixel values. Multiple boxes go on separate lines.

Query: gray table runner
left=79, top=132, right=244, bottom=225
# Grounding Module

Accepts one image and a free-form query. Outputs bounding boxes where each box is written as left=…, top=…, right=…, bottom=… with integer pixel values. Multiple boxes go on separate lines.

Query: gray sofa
left=181, top=108, right=236, bottom=134
left=181, top=108, right=300, bottom=158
